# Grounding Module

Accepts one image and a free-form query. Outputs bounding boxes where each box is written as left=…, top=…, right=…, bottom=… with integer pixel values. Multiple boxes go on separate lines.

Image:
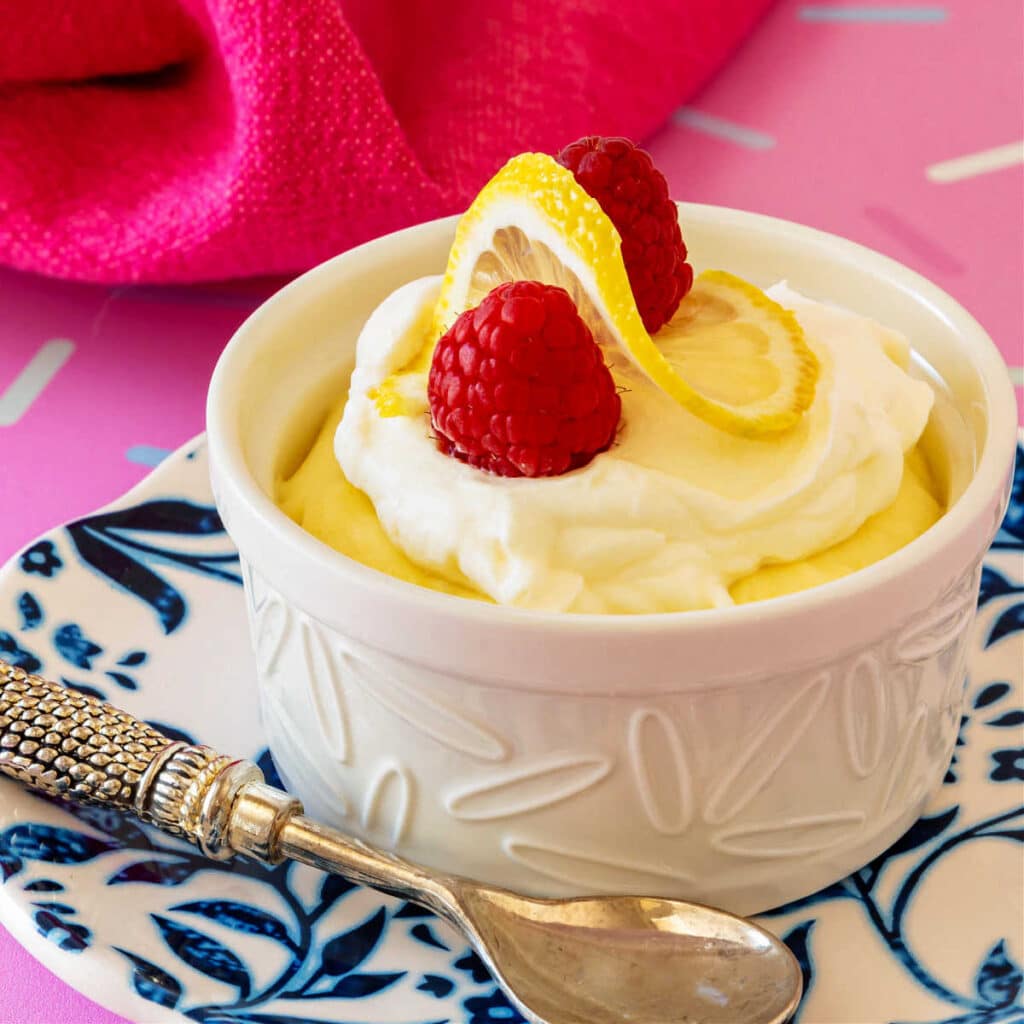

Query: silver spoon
left=0, top=661, right=802, bottom=1024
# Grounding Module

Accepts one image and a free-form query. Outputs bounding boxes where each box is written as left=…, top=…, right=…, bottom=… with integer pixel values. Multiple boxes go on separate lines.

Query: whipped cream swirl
left=335, top=276, right=934, bottom=613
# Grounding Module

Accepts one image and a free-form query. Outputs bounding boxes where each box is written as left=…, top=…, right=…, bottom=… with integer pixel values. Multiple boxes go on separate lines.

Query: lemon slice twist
left=375, top=152, right=818, bottom=436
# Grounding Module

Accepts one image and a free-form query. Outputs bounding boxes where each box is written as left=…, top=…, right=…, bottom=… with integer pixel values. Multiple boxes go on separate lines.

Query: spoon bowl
left=455, top=884, right=803, bottom=1024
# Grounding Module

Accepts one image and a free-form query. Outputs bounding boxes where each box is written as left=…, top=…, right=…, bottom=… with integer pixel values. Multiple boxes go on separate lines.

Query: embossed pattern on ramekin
left=251, top=555, right=984, bottom=911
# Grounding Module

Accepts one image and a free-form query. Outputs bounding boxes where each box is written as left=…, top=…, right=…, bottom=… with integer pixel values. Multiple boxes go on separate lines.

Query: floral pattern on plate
left=0, top=436, right=1021, bottom=1024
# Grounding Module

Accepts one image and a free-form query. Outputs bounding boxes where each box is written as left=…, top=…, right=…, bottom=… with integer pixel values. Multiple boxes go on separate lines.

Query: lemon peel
left=375, top=152, right=818, bottom=436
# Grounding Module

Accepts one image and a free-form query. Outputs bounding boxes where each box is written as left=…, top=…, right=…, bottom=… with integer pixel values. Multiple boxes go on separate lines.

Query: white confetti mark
left=0, top=340, right=75, bottom=427
left=927, top=141, right=1024, bottom=184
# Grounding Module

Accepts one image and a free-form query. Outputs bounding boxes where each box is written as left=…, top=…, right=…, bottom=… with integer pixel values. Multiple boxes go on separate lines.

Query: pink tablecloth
left=1, top=1, right=1021, bottom=1020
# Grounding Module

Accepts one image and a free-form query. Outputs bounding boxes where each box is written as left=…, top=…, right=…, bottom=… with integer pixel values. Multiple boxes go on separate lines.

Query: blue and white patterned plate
left=1, top=437, right=1022, bottom=1024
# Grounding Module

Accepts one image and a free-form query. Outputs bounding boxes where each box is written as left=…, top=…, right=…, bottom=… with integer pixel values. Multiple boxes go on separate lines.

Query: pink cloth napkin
left=0, top=0, right=773, bottom=283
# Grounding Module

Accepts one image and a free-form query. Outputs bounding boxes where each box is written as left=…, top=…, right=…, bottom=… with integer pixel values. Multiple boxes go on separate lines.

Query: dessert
left=276, top=138, right=943, bottom=614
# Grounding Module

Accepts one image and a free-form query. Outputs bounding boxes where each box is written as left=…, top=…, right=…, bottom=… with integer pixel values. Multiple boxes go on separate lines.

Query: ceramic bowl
left=206, top=205, right=1017, bottom=916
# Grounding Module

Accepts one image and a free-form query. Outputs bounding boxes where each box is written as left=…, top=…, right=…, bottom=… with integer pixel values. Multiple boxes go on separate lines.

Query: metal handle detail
left=0, top=661, right=272, bottom=859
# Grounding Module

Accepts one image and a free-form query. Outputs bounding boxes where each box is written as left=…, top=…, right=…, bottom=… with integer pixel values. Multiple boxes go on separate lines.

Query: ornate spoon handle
left=0, top=660, right=295, bottom=860
left=1, top=660, right=806, bottom=1024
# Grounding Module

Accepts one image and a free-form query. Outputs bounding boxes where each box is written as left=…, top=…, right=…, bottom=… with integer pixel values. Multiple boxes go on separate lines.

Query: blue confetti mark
left=673, top=109, right=776, bottom=150
left=126, top=445, right=172, bottom=468
left=799, top=6, right=947, bottom=22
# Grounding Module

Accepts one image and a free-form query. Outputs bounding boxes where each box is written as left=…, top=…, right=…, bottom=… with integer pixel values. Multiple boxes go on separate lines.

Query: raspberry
left=557, top=135, right=693, bottom=334
left=428, top=281, right=621, bottom=478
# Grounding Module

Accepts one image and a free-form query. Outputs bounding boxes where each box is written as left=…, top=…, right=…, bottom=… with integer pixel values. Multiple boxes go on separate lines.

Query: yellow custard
left=276, top=395, right=944, bottom=609
left=276, top=396, right=484, bottom=602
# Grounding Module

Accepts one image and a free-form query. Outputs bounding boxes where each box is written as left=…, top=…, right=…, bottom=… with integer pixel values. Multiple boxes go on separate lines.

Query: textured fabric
left=0, top=0, right=774, bottom=283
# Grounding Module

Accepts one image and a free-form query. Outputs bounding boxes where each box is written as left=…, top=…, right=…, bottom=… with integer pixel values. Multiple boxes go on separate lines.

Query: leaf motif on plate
left=781, top=921, right=816, bottom=1010
left=841, top=654, right=888, bottom=779
left=345, top=651, right=508, bottom=762
left=418, top=973, right=455, bottom=998
left=152, top=914, right=252, bottom=996
left=30, top=900, right=74, bottom=916
left=627, top=707, right=692, bottom=836
left=114, top=947, right=183, bottom=1010
left=868, top=805, right=959, bottom=872
left=393, top=902, right=432, bottom=921
left=34, top=909, right=90, bottom=953
left=3, top=824, right=116, bottom=865
left=453, top=950, right=493, bottom=984
left=108, top=859, right=198, bottom=887
left=104, top=670, right=138, bottom=691
left=17, top=592, right=43, bottom=631
left=704, top=671, right=832, bottom=825
left=0, top=630, right=42, bottom=674
left=975, top=681, right=1010, bottom=709
left=326, top=971, right=405, bottom=998
left=987, top=601, right=1024, bottom=649
left=975, top=939, right=1023, bottom=1007
left=60, top=676, right=105, bottom=701
left=0, top=850, right=23, bottom=883
left=318, top=907, right=386, bottom=976
left=445, top=753, right=611, bottom=822
left=66, top=522, right=187, bottom=635
left=978, top=566, right=1019, bottom=609
left=410, top=922, right=450, bottom=951
left=711, top=811, right=865, bottom=859
left=22, top=880, right=63, bottom=893
left=987, top=709, right=1024, bottom=727
left=52, top=623, right=103, bottom=670
left=90, top=500, right=227, bottom=536
left=317, top=873, right=357, bottom=908
left=301, top=620, right=349, bottom=764
left=171, top=900, right=295, bottom=950
left=503, top=838, right=692, bottom=892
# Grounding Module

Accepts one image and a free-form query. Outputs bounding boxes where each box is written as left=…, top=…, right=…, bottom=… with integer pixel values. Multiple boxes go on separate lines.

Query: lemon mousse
left=275, top=142, right=943, bottom=613
left=277, top=274, right=941, bottom=613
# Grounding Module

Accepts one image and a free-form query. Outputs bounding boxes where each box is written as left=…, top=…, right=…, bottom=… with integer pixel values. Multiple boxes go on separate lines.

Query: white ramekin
left=207, top=205, right=1017, bottom=915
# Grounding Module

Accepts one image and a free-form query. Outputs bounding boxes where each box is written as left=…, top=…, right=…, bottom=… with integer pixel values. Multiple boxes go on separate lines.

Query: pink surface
left=0, top=0, right=770, bottom=283
left=1, top=1, right=1022, bottom=1021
